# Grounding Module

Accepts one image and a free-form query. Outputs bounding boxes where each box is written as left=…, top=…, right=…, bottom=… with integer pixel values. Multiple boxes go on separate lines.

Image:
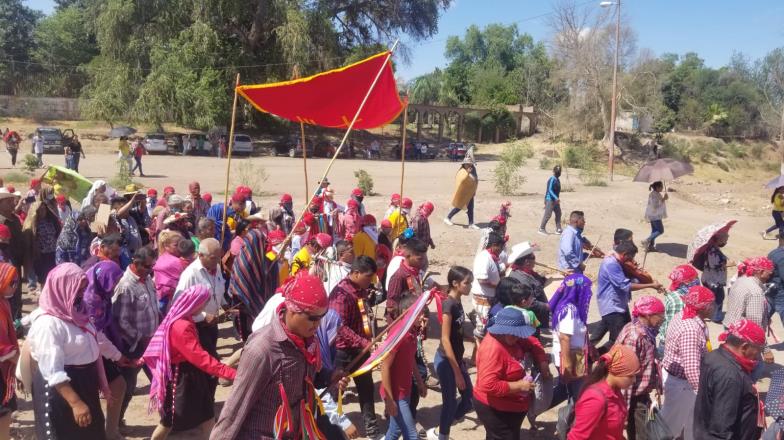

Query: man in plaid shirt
left=658, top=265, right=700, bottom=350
left=617, top=296, right=665, bottom=440
left=659, top=286, right=715, bottom=440
left=111, top=246, right=160, bottom=425
left=329, top=256, right=380, bottom=438
left=724, top=256, right=776, bottom=366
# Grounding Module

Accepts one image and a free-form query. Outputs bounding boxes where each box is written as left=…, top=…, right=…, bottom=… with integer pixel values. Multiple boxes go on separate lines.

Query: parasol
left=633, top=158, right=694, bottom=183
left=765, top=175, right=784, bottom=190
left=108, top=126, right=137, bottom=138
left=686, top=220, right=737, bottom=264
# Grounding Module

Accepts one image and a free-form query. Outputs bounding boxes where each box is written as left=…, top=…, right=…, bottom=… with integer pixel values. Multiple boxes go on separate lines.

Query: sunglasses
left=303, top=311, right=327, bottom=322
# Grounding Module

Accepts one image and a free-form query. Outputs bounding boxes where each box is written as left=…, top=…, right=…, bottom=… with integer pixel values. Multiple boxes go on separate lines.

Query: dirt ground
left=4, top=148, right=784, bottom=439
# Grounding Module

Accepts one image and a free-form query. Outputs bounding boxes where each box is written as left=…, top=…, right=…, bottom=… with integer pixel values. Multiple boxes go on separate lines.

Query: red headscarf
left=681, top=285, right=715, bottom=319
left=402, top=198, right=413, bottom=209
left=419, top=201, right=434, bottom=217
left=632, top=296, right=665, bottom=317
left=163, top=186, right=175, bottom=196
left=737, top=257, right=774, bottom=277
left=202, top=193, right=212, bottom=204
left=351, top=188, right=364, bottom=197
left=390, top=193, right=401, bottom=204
left=314, top=233, right=333, bottom=249
left=267, top=229, right=286, bottom=246
left=279, top=274, right=328, bottom=369
left=719, top=319, right=765, bottom=345
left=668, top=264, right=699, bottom=292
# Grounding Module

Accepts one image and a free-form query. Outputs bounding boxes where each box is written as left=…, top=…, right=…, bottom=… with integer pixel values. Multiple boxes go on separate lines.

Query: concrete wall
left=0, top=95, right=81, bottom=120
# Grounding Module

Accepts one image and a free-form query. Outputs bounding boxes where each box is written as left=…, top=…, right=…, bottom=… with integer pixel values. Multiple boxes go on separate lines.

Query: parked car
left=144, top=133, right=168, bottom=153
left=34, top=127, right=66, bottom=153
left=288, top=139, right=315, bottom=157
left=446, top=142, right=468, bottom=161
left=232, top=134, right=254, bottom=155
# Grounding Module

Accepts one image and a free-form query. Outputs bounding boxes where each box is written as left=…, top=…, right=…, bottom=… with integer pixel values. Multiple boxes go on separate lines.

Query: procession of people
left=0, top=139, right=779, bottom=440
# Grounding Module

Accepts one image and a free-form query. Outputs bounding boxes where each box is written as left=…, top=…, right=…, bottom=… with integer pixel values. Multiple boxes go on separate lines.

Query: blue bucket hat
left=487, top=307, right=536, bottom=339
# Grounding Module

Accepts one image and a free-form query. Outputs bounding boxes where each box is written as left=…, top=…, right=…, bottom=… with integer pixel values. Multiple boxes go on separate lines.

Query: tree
left=0, top=0, right=42, bottom=95
left=757, top=48, right=784, bottom=143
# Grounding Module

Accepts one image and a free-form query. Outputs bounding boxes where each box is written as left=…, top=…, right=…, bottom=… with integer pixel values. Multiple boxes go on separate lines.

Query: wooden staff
left=220, top=73, right=240, bottom=245
left=399, top=104, right=408, bottom=201
left=300, top=120, right=309, bottom=205
left=319, top=289, right=425, bottom=397
left=534, top=261, right=569, bottom=276
left=265, top=40, right=401, bottom=275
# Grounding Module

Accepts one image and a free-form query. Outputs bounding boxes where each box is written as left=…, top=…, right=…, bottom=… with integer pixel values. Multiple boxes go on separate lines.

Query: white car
left=144, top=133, right=168, bottom=153
left=232, top=134, right=254, bottom=155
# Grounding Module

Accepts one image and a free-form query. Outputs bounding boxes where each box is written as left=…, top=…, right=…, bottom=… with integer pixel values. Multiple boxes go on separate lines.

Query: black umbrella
left=108, top=126, right=137, bottom=138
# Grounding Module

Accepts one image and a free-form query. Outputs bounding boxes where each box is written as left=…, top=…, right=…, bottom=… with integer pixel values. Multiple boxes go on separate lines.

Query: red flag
left=237, top=51, right=406, bottom=130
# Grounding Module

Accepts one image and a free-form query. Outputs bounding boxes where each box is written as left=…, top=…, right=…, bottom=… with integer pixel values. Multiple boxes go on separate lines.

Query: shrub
left=354, top=169, right=375, bottom=195
left=22, top=154, right=39, bottom=173
left=539, top=157, right=553, bottom=170
left=493, top=142, right=532, bottom=196
left=109, top=159, right=134, bottom=189
left=3, top=171, right=30, bottom=183
left=563, top=143, right=601, bottom=169
left=579, top=163, right=607, bottom=186
left=232, top=161, right=269, bottom=196
left=750, top=143, right=765, bottom=160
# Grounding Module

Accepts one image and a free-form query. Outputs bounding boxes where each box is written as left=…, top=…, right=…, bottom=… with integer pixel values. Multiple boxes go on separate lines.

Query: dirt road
left=5, top=150, right=783, bottom=439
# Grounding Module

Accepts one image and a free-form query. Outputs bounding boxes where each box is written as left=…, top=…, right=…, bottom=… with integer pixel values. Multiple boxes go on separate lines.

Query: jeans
left=70, top=153, right=81, bottom=173
left=132, top=157, right=144, bottom=175
left=647, top=220, right=664, bottom=246
left=8, top=149, right=17, bottom=166
left=767, top=211, right=784, bottom=234
left=446, top=197, right=474, bottom=225
left=627, top=394, right=651, bottom=440
left=539, top=199, right=562, bottom=231
left=385, top=397, right=418, bottom=440
left=336, top=349, right=378, bottom=435
left=434, top=351, right=473, bottom=436
left=36, top=152, right=43, bottom=167
left=590, top=311, right=631, bottom=352
left=707, top=283, right=726, bottom=322
left=473, top=398, right=525, bottom=440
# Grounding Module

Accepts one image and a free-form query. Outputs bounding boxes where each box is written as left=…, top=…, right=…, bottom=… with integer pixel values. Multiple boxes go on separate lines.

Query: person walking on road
left=131, top=138, right=147, bottom=177
left=444, top=157, right=479, bottom=229
left=642, top=181, right=667, bottom=251
left=539, top=165, right=562, bottom=235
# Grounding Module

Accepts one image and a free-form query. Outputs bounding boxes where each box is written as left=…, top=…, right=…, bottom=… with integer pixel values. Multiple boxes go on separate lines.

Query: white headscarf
left=81, top=179, right=115, bottom=208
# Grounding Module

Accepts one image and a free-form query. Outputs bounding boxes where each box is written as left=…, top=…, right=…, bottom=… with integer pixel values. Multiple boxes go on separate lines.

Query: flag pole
left=221, top=73, right=240, bottom=246
left=268, top=39, right=401, bottom=270
left=300, top=120, right=309, bottom=205
left=399, top=104, right=408, bottom=204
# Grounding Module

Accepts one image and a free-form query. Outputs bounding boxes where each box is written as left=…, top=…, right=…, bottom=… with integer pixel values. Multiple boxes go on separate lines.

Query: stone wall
left=0, top=95, right=81, bottom=120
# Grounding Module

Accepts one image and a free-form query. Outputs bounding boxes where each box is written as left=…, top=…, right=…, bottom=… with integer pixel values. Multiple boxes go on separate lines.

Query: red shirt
left=170, top=319, right=236, bottom=380
left=473, top=333, right=533, bottom=412
left=380, top=332, right=417, bottom=401
left=329, top=278, right=371, bottom=351
left=567, top=381, right=627, bottom=440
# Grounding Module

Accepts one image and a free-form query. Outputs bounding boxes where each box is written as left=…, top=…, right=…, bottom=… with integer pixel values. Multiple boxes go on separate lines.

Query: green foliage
left=22, top=154, right=40, bottom=173
left=109, top=158, right=134, bottom=189
left=579, top=162, right=607, bottom=187
left=0, top=0, right=42, bottom=95
left=539, top=157, right=554, bottom=170
left=562, top=144, right=602, bottom=169
left=493, top=141, right=532, bottom=196
left=354, top=169, right=375, bottom=196
left=232, top=161, right=269, bottom=197
left=3, top=171, right=31, bottom=183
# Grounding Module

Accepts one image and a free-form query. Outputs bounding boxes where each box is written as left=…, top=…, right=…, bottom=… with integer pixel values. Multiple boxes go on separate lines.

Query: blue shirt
left=545, top=176, right=560, bottom=201
left=207, top=203, right=236, bottom=251
left=558, top=225, right=586, bottom=270
left=597, top=255, right=631, bottom=316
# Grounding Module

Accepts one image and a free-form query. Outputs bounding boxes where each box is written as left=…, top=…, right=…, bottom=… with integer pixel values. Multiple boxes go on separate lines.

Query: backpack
left=556, top=385, right=607, bottom=440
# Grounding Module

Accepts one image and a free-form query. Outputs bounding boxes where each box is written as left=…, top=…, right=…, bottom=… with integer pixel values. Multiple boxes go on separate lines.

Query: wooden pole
left=300, top=120, right=309, bottom=205
left=399, top=104, right=408, bottom=202
left=220, top=73, right=240, bottom=246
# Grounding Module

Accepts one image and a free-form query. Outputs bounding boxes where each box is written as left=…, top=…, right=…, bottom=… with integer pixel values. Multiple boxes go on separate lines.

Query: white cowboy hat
left=507, top=241, right=539, bottom=265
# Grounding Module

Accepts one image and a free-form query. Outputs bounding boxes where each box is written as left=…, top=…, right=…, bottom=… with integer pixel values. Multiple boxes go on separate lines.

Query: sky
left=24, top=0, right=784, bottom=82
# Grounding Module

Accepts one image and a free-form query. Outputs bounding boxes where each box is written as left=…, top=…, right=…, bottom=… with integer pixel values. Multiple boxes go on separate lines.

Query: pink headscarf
left=632, top=296, right=665, bottom=317
left=142, top=285, right=210, bottom=413
left=681, top=285, right=715, bottom=319
left=39, top=263, right=112, bottom=398
left=668, top=264, right=699, bottom=292
left=719, top=318, right=766, bottom=345
left=737, top=257, right=774, bottom=277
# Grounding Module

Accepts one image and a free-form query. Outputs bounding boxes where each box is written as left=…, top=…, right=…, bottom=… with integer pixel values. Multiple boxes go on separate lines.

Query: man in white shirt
left=173, top=238, right=225, bottom=357
left=470, top=232, right=504, bottom=342
left=33, top=133, right=44, bottom=167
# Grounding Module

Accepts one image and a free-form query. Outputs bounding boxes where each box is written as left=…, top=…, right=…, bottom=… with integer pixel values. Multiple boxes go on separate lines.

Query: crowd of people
left=0, top=149, right=777, bottom=440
